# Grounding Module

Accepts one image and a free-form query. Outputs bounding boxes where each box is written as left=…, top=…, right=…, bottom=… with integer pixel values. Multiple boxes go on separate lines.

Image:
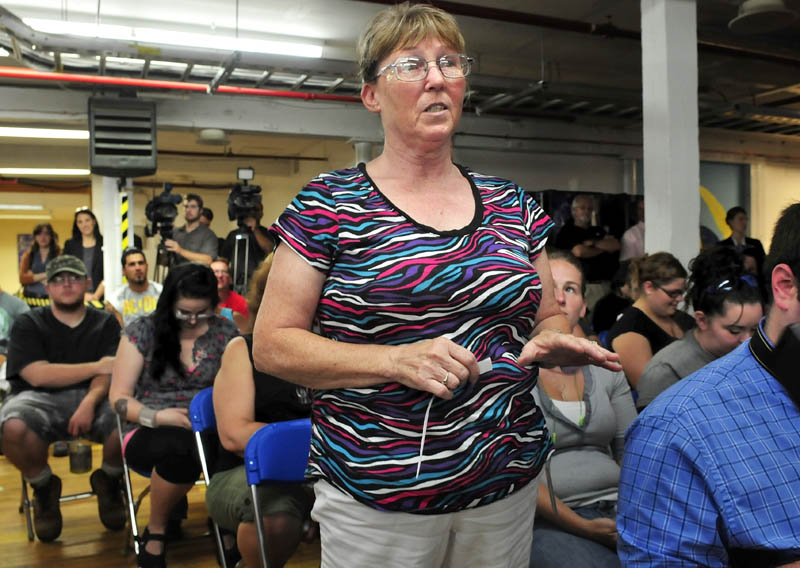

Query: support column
left=91, top=175, right=126, bottom=296
left=641, top=0, right=700, bottom=270
left=353, top=141, right=373, bottom=165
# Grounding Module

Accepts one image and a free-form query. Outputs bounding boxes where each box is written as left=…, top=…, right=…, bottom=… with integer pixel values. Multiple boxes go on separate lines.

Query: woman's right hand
left=155, top=407, right=191, bottom=430
left=389, top=337, right=480, bottom=400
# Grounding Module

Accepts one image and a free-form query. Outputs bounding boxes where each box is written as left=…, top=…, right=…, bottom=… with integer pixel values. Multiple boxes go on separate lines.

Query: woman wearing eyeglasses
left=636, top=247, right=763, bottom=409
left=253, top=4, right=620, bottom=567
left=109, top=263, right=237, bottom=568
left=63, top=208, right=106, bottom=302
left=608, top=252, right=695, bottom=389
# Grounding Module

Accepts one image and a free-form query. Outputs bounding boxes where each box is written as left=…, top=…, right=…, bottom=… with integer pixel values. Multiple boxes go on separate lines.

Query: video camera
left=227, top=167, right=262, bottom=225
left=144, top=182, right=183, bottom=240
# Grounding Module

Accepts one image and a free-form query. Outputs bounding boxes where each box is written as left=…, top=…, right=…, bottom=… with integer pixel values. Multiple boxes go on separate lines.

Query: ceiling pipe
left=0, top=66, right=362, bottom=102
left=360, top=0, right=800, bottom=68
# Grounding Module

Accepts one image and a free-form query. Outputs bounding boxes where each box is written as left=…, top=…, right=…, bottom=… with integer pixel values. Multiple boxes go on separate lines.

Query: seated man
left=106, top=248, right=163, bottom=328
left=0, top=255, right=125, bottom=542
left=617, top=202, right=800, bottom=567
left=212, top=257, right=248, bottom=320
left=0, top=284, right=30, bottom=367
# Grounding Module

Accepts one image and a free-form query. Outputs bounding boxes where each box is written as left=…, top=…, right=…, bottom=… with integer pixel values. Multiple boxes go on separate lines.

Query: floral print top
left=124, top=314, right=238, bottom=411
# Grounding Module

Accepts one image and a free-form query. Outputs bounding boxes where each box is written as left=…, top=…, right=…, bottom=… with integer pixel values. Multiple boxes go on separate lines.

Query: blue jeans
left=529, top=500, right=621, bottom=568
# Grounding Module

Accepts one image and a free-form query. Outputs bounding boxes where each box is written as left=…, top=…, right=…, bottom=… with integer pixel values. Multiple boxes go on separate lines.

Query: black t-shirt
left=220, top=225, right=273, bottom=286
left=592, top=293, right=633, bottom=334
left=554, top=221, right=618, bottom=281
left=607, top=306, right=695, bottom=357
left=6, top=306, right=121, bottom=394
left=214, top=334, right=312, bottom=473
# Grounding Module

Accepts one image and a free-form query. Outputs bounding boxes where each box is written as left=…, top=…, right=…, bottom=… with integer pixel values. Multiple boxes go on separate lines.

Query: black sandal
left=137, top=527, right=168, bottom=568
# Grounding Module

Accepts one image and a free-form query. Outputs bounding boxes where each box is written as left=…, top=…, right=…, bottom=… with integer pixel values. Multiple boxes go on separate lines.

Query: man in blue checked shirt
left=617, top=202, right=800, bottom=568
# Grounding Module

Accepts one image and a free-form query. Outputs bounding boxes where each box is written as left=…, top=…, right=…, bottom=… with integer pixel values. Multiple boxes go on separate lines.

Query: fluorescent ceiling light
left=0, top=204, right=45, bottom=210
left=0, top=47, right=9, bottom=57
left=0, top=127, right=89, bottom=139
left=25, top=18, right=323, bottom=58
left=0, top=213, right=52, bottom=220
left=0, top=168, right=91, bottom=176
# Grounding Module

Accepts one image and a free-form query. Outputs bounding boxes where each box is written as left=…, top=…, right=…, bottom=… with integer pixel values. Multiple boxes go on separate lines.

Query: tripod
left=153, top=235, right=174, bottom=283
left=230, top=224, right=251, bottom=295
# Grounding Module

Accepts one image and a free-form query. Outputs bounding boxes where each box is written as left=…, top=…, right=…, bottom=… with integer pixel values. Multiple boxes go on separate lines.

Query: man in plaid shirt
left=617, top=202, right=800, bottom=567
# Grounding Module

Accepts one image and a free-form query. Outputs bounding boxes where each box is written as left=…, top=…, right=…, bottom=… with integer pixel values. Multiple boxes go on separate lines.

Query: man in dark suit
left=719, top=206, right=766, bottom=273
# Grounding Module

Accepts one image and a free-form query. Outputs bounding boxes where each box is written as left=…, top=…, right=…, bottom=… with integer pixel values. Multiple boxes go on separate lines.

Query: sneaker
left=32, top=474, right=62, bottom=542
left=90, top=469, right=126, bottom=530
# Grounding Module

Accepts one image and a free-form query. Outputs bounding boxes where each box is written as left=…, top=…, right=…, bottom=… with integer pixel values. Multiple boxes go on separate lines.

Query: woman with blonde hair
left=207, top=253, right=314, bottom=567
left=253, top=3, right=619, bottom=566
left=608, top=252, right=695, bottom=389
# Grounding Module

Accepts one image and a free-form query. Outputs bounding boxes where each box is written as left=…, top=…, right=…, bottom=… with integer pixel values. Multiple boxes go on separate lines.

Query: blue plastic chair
left=189, top=387, right=229, bottom=568
left=244, top=418, right=312, bottom=568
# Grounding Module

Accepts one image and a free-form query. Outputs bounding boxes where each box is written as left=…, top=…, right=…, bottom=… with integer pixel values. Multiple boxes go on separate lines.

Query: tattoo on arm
left=114, top=398, right=128, bottom=418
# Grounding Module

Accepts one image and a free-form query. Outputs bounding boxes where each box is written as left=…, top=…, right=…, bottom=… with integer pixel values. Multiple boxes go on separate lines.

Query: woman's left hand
left=518, top=329, right=621, bottom=372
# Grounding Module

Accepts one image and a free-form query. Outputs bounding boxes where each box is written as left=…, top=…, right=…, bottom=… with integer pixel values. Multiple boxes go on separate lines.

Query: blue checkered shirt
left=617, top=336, right=800, bottom=567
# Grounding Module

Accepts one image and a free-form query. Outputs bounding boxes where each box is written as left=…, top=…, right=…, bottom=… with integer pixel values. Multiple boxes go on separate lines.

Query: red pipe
left=0, top=66, right=362, bottom=103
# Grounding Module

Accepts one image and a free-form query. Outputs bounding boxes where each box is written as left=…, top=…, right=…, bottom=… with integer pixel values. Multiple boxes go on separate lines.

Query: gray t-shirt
left=637, top=330, right=715, bottom=409
left=533, top=366, right=637, bottom=508
left=0, top=292, right=30, bottom=356
left=171, top=224, right=218, bottom=265
left=107, top=281, right=163, bottom=328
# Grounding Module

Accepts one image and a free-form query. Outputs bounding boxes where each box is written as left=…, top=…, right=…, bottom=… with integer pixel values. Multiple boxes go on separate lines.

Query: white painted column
left=91, top=175, right=125, bottom=296
left=353, top=141, right=373, bottom=165
left=641, top=0, right=701, bottom=270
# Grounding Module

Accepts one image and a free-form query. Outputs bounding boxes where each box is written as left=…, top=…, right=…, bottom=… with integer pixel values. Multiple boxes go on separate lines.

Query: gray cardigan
left=534, top=366, right=637, bottom=508
left=637, top=330, right=715, bottom=409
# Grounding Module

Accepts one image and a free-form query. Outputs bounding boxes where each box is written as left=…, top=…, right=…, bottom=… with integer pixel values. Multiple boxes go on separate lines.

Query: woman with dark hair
left=530, top=249, right=635, bottom=568
left=109, top=263, right=238, bottom=568
left=637, top=246, right=763, bottom=409
left=207, top=254, right=314, bottom=567
left=63, top=208, right=105, bottom=301
left=19, top=223, right=60, bottom=298
left=608, top=252, right=695, bottom=389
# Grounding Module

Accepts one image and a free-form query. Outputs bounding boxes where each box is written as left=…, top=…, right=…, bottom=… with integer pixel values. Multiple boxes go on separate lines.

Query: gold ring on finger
left=442, top=371, right=450, bottom=386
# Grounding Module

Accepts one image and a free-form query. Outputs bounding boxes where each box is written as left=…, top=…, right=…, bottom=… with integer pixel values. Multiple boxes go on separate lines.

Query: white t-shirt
left=107, top=281, right=163, bottom=328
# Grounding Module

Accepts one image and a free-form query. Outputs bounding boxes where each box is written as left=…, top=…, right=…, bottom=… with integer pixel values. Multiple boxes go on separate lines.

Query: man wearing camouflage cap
left=0, top=255, right=125, bottom=542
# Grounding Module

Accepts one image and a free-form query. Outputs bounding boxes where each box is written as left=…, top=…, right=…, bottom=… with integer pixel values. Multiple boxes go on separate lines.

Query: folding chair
left=116, top=412, right=148, bottom=556
left=19, top=443, right=96, bottom=541
left=244, top=418, right=312, bottom=568
left=188, top=387, right=229, bottom=568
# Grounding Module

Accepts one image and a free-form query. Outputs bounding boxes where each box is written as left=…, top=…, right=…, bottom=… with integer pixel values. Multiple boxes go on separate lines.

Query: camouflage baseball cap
left=46, top=255, right=88, bottom=283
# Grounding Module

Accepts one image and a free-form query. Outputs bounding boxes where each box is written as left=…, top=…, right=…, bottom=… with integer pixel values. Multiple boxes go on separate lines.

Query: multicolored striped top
left=271, top=163, right=554, bottom=514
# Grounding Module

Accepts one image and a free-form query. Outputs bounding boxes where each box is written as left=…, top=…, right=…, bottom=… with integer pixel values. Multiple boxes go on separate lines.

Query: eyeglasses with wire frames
left=656, top=284, right=686, bottom=300
left=372, top=54, right=473, bottom=82
left=174, top=308, right=214, bottom=322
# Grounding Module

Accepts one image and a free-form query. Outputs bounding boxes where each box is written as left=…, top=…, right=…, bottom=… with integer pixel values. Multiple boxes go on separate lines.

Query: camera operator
left=165, top=194, right=218, bottom=266
left=220, top=202, right=274, bottom=281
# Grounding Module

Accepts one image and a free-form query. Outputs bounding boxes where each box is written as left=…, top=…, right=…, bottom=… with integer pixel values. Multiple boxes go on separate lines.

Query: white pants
left=312, top=479, right=538, bottom=568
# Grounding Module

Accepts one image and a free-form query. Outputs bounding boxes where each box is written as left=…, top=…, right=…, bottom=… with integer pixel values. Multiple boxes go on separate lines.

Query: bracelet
left=138, top=406, right=158, bottom=428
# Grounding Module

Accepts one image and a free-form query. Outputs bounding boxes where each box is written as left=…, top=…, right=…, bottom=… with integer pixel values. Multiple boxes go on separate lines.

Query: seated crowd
left=1, top=201, right=795, bottom=568
left=1, top=199, right=798, bottom=567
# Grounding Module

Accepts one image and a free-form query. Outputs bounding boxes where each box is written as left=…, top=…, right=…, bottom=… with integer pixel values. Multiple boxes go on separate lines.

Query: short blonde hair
left=245, top=253, right=274, bottom=319
left=357, top=2, right=466, bottom=83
